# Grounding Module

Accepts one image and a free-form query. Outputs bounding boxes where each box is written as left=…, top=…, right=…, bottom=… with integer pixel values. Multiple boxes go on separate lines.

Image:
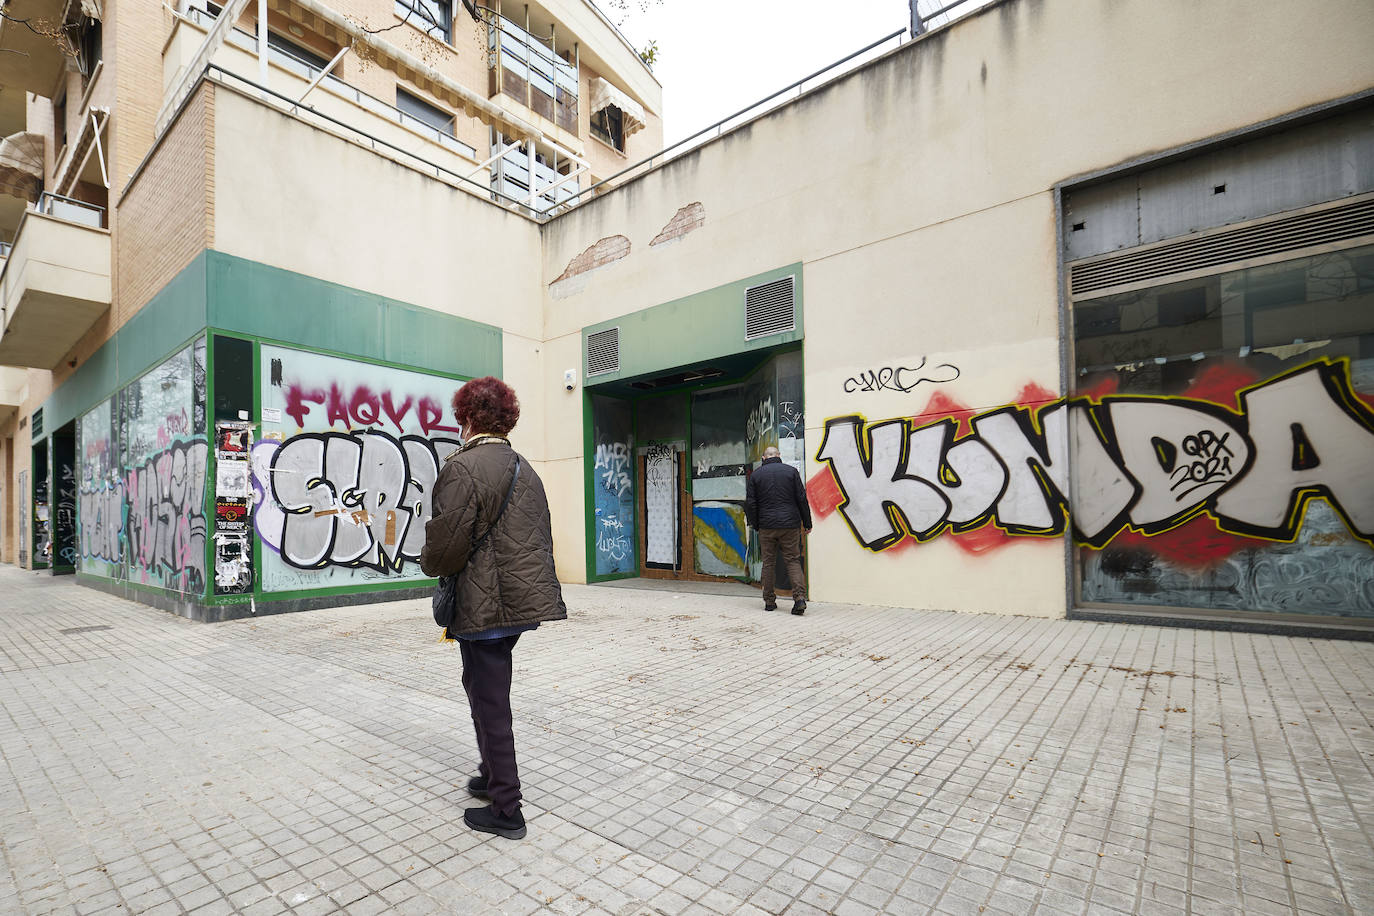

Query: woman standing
left=421, top=376, right=566, bottom=840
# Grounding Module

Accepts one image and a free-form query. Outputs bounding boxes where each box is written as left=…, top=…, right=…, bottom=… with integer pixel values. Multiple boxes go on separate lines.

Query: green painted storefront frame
left=34, top=249, right=502, bottom=608
left=207, top=330, right=475, bottom=607
left=580, top=264, right=804, bottom=584
left=581, top=262, right=803, bottom=387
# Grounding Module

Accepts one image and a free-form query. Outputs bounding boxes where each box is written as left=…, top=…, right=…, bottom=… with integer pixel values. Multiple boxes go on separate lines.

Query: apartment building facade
left=1, top=0, right=1371, bottom=636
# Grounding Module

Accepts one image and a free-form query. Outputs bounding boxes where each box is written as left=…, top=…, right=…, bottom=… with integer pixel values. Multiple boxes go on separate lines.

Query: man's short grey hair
left=763, top=446, right=780, bottom=458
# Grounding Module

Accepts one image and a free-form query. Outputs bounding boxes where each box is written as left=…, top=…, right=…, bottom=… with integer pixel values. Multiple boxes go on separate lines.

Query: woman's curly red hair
left=452, top=377, right=520, bottom=436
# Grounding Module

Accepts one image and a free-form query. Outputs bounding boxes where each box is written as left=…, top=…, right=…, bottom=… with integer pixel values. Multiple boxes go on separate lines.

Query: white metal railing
left=37, top=192, right=106, bottom=229
left=487, top=12, right=578, bottom=133
left=183, top=5, right=477, bottom=159
left=491, top=143, right=578, bottom=211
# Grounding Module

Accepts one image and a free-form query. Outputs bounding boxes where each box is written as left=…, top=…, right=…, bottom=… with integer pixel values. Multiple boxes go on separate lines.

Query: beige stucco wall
left=538, top=0, right=1374, bottom=617
left=0, top=367, right=50, bottom=567
left=211, top=82, right=558, bottom=514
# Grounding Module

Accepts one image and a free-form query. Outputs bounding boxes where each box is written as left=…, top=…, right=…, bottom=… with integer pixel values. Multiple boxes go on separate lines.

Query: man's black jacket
left=745, top=456, right=813, bottom=530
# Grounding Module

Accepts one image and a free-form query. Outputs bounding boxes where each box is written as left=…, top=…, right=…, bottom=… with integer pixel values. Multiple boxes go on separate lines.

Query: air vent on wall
left=1069, top=195, right=1374, bottom=298
left=31, top=407, right=43, bottom=438
left=745, top=275, right=796, bottom=340
left=587, top=327, right=620, bottom=376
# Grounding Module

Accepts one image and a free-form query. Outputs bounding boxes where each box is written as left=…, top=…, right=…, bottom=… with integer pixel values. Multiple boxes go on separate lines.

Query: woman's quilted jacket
left=420, top=439, right=567, bottom=635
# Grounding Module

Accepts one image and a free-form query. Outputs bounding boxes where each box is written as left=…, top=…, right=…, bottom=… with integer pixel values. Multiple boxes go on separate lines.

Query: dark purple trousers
left=459, top=634, right=522, bottom=817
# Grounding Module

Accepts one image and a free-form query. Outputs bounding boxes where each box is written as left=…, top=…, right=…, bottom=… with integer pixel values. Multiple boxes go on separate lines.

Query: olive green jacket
left=420, top=439, right=567, bottom=635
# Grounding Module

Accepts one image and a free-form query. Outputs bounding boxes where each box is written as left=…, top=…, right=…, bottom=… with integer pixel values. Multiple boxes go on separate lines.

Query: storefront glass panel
left=1073, top=244, right=1374, bottom=616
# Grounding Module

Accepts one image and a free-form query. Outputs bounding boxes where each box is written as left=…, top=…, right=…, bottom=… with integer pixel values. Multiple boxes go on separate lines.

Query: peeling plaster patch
left=551, top=235, right=631, bottom=286
left=549, top=273, right=590, bottom=300
left=650, top=202, right=705, bottom=247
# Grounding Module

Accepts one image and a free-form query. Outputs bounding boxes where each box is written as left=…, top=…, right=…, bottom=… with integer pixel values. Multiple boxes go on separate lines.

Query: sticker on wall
left=217, top=423, right=252, bottom=457
left=215, top=497, right=250, bottom=530
left=214, top=532, right=252, bottom=591
left=216, top=459, right=250, bottom=498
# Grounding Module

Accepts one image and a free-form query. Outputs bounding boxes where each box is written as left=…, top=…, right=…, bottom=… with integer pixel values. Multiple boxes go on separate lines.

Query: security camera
left=564, top=368, right=577, bottom=391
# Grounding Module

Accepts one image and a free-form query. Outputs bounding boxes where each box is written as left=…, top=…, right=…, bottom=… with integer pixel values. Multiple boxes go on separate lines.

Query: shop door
left=637, top=441, right=689, bottom=578
left=633, top=393, right=690, bottom=579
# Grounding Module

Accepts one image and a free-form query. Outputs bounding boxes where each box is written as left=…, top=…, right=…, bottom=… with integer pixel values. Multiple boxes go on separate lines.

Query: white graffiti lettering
left=818, top=361, right=1374, bottom=550
left=594, top=441, right=632, bottom=497
left=257, top=431, right=460, bottom=572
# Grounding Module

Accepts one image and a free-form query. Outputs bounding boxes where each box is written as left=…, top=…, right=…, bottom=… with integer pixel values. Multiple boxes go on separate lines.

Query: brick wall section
left=113, top=84, right=212, bottom=328
left=649, top=202, right=705, bottom=247
left=551, top=235, right=630, bottom=284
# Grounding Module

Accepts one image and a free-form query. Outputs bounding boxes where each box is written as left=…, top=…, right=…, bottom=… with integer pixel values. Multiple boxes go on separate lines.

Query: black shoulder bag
left=433, top=457, right=522, bottom=631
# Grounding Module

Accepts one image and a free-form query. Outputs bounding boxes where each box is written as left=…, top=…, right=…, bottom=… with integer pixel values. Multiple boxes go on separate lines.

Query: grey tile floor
left=0, top=565, right=1370, bottom=915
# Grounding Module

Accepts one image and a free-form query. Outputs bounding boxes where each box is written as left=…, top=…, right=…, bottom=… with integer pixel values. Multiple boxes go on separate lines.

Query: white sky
left=606, top=1, right=991, bottom=147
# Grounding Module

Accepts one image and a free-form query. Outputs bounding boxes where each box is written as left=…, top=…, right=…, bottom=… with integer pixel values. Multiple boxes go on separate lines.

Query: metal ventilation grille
left=745, top=276, right=796, bottom=340
left=1070, top=196, right=1374, bottom=297
left=586, top=327, right=619, bottom=376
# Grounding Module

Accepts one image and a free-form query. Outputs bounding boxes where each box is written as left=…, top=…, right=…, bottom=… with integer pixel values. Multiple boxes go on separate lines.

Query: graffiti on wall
left=251, top=431, right=459, bottom=573
left=842, top=359, right=961, bottom=394
left=74, top=344, right=207, bottom=592
left=53, top=442, right=77, bottom=568
left=17, top=469, right=27, bottom=566
left=693, top=501, right=748, bottom=576
left=114, top=342, right=209, bottom=594
left=815, top=359, right=1373, bottom=549
left=123, top=439, right=209, bottom=593
left=78, top=399, right=121, bottom=576
left=591, top=435, right=634, bottom=575
left=256, top=345, right=465, bottom=591
left=810, top=358, right=1374, bottom=614
left=590, top=394, right=635, bottom=576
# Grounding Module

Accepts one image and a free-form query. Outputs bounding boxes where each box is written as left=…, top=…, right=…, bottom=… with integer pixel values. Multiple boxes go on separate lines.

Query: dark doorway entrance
left=51, top=422, right=77, bottom=573
left=587, top=348, right=805, bottom=593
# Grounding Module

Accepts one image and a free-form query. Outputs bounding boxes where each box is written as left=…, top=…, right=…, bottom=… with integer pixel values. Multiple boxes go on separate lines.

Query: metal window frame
left=1054, top=89, right=1374, bottom=634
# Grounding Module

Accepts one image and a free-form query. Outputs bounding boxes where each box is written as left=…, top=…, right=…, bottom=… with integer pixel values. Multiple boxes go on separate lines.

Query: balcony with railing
left=165, top=2, right=594, bottom=218
left=488, top=13, right=579, bottom=134
left=168, top=6, right=480, bottom=168
left=0, top=192, right=111, bottom=369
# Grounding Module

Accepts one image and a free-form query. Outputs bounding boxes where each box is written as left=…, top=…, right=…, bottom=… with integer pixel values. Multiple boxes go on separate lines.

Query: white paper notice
left=216, top=459, right=250, bottom=498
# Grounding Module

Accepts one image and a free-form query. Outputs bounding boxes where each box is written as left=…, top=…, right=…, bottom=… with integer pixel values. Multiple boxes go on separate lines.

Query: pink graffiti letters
left=817, top=360, right=1374, bottom=552
left=283, top=382, right=460, bottom=435
left=122, top=439, right=209, bottom=592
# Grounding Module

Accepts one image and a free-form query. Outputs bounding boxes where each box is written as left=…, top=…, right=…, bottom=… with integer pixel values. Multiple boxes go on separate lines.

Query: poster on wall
left=213, top=419, right=256, bottom=594
left=253, top=344, right=464, bottom=593
left=114, top=340, right=209, bottom=595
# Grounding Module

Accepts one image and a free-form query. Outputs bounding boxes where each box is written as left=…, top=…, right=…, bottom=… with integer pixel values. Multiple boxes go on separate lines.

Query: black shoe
left=764, top=602, right=777, bottom=612
left=466, top=775, right=490, bottom=799
left=791, top=601, right=807, bottom=615
left=464, top=804, right=526, bottom=839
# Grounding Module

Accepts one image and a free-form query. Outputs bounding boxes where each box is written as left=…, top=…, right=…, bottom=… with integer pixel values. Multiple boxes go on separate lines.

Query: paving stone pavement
left=1, top=566, right=1372, bottom=916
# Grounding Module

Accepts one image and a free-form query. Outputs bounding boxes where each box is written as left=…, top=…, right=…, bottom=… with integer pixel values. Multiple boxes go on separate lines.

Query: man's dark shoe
left=791, top=600, right=807, bottom=616
left=466, top=775, right=490, bottom=799
left=763, top=602, right=777, bottom=612
left=464, top=804, right=526, bottom=839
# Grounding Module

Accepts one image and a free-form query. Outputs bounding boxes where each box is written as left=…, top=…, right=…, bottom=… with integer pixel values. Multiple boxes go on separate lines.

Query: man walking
left=745, top=446, right=812, bottom=615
